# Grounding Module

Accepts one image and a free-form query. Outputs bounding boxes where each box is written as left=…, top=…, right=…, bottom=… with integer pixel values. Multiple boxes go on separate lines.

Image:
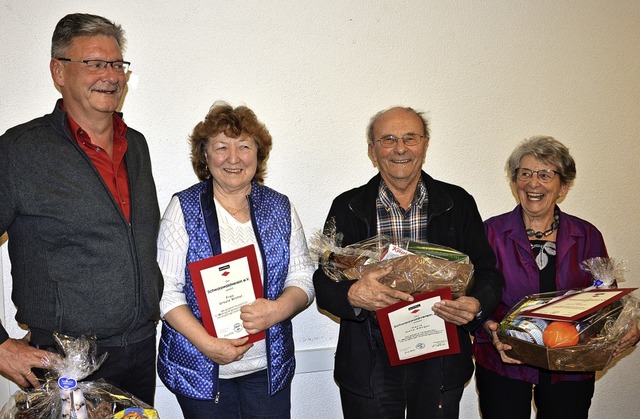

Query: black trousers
left=475, top=364, right=594, bottom=419
left=339, top=326, right=465, bottom=419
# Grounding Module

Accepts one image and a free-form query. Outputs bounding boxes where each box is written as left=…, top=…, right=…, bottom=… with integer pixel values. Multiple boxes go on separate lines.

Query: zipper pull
left=214, top=391, right=220, bottom=404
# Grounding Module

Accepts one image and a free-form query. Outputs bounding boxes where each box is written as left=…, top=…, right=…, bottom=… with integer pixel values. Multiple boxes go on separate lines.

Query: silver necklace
left=229, top=201, right=249, bottom=219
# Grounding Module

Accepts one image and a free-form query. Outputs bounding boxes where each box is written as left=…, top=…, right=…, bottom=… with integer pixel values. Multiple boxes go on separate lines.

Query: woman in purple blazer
left=473, top=136, right=639, bottom=419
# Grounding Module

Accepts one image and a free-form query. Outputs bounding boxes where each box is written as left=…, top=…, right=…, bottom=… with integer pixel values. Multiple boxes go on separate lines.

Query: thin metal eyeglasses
left=515, top=168, right=559, bottom=183
left=374, top=134, right=424, bottom=148
left=56, top=58, right=130, bottom=74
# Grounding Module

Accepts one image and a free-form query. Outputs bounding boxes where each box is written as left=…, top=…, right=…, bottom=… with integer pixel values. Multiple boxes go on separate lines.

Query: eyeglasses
left=515, top=168, right=559, bottom=183
left=56, top=58, right=130, bottom=74
left=374, top=134, right=424, bottom=148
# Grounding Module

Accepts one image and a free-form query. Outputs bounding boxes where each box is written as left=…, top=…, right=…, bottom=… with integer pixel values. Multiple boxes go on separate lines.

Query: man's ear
left=50, top=58, right=65, bottom=87
left=368, top=143, right=378, bottom=168
left=419, top=137, right=429, bottom=165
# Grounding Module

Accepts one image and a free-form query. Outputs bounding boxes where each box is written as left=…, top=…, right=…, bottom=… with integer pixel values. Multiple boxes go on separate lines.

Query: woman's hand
left=240, top=287, right=311, bottom=334
left=612, top=323, right=640, bottom=358
left=164, top=305, right=253, bottom=365
left=241, top=298, right=280, bottom=334
left=485, top=320, right=522, bottom=364
left=199, top=336, right=253, bottom=365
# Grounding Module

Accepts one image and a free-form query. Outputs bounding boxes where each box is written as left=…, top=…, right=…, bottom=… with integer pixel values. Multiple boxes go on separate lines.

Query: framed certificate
left=376, top=288, right=460, bottom=366
left=519, top=288, right=636, bottom=321
left=188, top=244, right=265, bottom=343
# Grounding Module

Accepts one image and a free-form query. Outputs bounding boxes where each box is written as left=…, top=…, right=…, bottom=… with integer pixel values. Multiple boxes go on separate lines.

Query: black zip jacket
left=313, top=172, right=502, bottom=397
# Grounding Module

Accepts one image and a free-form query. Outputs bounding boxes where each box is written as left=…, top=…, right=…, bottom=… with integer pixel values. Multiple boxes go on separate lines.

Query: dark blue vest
left=157, top=179, right=294, bottom=399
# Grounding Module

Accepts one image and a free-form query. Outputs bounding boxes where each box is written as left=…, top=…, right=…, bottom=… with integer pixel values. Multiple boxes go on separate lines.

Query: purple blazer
left=474, top=205, right=608, bottom=383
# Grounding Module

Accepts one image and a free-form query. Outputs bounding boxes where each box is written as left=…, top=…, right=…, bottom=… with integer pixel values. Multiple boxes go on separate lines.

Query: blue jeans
left=175, top=369, right=291, bottom=419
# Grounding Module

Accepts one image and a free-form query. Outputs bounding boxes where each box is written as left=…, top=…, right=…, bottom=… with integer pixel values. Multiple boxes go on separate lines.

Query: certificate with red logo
left=519, top=288, right=636, bottom=321
left=189, top=245, right=265, bottom=343
left=376, top=288, right=460, bottom=366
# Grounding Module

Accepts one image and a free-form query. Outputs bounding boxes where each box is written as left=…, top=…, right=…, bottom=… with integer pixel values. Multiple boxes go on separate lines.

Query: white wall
left=1, top=1, right=639, bottom=418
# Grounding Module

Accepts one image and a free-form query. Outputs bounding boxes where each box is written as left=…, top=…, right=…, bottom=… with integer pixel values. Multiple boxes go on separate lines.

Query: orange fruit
left=542, top=321, right=579, bottom=348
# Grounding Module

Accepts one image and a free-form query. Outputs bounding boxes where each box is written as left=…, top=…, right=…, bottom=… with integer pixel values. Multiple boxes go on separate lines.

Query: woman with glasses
left=473, top=136, right=639, bottom=419
left=156, top=102, right=315, bottom=418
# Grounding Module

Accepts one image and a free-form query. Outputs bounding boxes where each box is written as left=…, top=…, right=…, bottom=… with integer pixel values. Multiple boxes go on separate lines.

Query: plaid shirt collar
left=378, top=178, right=428, bottom=212
left=376, top=178, right=429, bottom=243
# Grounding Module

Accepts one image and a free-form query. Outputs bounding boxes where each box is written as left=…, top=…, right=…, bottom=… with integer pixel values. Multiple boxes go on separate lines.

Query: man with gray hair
left=314, top=106, right=503, bottom=418
left=0, top=13, right=162, bottom=405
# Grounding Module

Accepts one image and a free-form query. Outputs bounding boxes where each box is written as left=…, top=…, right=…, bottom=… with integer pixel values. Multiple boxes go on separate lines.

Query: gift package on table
left=0, top=333, right=159, bottom=419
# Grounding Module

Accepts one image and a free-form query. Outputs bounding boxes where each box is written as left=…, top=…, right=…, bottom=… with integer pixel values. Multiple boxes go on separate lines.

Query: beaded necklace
left=526, top=212, right=559, bottom=239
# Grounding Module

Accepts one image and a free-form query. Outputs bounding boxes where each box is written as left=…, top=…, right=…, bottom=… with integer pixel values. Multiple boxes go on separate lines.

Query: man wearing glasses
left=0, top=13, right=161, bottom=405
left=313, top=106, right=503, bottom=418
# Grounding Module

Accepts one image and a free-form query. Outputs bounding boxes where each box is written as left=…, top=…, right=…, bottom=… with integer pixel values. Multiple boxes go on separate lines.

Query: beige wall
left=2, top=1, right=639, bottom=417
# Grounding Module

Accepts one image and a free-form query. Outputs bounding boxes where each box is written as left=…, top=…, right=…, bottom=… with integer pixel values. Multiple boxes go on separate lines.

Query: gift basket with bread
left=309, top=218, right=474, bottom=297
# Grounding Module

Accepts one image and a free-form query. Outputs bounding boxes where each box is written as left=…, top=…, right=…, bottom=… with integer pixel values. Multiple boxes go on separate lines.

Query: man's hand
left=347, top=265, right=413, bottom=311
left=432, top=296, right=480, bottom=326
left=0, top=334, right=56, bottom=388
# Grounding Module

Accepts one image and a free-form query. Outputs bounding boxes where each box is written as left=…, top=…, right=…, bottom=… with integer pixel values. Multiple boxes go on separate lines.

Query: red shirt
left=64, top=104, right=131, bottom=222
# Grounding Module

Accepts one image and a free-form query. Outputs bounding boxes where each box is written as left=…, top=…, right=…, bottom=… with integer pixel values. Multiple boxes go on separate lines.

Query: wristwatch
left=475, top=308, right=483, bottom=320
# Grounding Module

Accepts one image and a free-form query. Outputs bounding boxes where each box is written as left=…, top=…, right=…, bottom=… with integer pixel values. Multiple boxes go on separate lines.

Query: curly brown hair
left=190, top=101, right=272, bottom=183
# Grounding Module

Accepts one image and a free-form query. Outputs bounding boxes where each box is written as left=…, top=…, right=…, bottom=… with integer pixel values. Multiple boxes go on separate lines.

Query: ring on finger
left=41, top=355, right=51, bottom=367
left=24, top=370, right=33, bottom=377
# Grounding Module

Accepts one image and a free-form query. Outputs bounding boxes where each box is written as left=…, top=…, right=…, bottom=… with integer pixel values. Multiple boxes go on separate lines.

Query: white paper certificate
left=189, top=245, right=264, bottom=342
left=387, top=296, right=449, bottom=360
left=376, top=288, right=460, bottom=365
left=521, top=288, right=636, bottom=321
left=200, top=258, right=255, bottom=338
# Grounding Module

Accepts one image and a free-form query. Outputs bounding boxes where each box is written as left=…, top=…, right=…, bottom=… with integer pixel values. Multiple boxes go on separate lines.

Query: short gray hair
left=366, top=106, right=430, bottom=144
left=51, top=13, right=126, bottom=58
left=506, top=136, right=576, bottom=185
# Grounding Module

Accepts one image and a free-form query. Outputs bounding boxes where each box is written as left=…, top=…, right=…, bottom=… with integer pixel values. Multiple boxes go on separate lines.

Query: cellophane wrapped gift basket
left=0, top=333, right=159, bottom=419
left=498, top=257, right=639, bottom=371
left=309, top=218, right=474, bottom=297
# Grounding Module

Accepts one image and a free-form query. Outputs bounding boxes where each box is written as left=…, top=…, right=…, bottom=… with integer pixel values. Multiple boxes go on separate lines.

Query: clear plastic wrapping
left=580, top=256, right=627, bottom=289
left=0, top=334, right=158, bottom=419
left=497, top=257, right=639, bottom=371
left=309, top=218, right=474, bottom=297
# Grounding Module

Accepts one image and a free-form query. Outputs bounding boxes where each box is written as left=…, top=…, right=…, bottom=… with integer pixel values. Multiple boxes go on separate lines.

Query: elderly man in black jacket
left=313, top=106, right=502, bottom=419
